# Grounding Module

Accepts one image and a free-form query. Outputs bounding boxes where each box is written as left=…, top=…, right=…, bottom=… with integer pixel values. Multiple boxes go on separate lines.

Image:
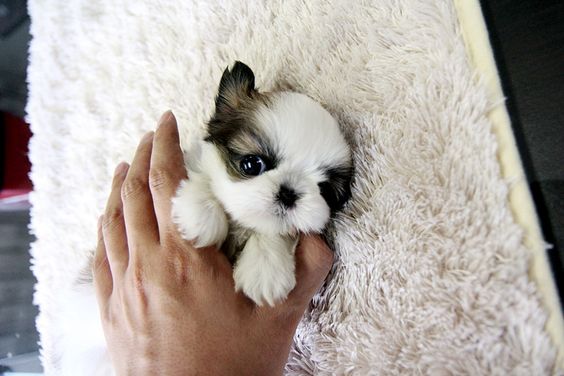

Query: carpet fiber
left=27, top=0, right=560, bottom=374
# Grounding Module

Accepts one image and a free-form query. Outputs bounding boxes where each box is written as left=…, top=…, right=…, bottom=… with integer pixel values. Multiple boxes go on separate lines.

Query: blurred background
left=0, top=0, right=562, bottom=374
left=1, top=0, right=40, bottom=374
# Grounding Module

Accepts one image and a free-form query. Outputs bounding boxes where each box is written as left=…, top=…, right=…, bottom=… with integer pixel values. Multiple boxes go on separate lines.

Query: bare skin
left=93, top=111, right=334, bottom=376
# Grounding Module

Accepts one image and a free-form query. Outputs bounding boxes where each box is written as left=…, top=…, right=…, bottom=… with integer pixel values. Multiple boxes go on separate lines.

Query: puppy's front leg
left=233, top=233, right=298, bottom=306
left=172, top=175, right=228, bottom=248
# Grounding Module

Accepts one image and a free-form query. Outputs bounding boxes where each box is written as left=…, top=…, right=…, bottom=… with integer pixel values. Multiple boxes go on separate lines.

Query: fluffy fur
left=173, top=62, right=352, bottom=305
left=27, top=0, right=560, bottom=374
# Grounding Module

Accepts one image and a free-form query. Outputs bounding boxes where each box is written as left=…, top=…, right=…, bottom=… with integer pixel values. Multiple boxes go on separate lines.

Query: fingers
left=102, top=162, right=130, bottom=277
left=149, top=111, right=187, bottom=238
left=122, top=132, right=159, bottom=250
left=284, top=234, right=334, bottom=312
left=93, top=215, right=112, bottom=304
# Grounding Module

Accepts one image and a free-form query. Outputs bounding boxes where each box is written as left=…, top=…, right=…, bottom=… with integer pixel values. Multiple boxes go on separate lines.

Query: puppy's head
left=204, top=61, right=352, bottom=235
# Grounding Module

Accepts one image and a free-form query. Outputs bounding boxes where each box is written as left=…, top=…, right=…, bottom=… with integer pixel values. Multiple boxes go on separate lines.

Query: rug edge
left=453, top=0, right=564, bottom=369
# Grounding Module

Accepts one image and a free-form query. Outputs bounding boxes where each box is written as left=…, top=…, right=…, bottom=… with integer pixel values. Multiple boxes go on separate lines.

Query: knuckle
left=92, top=253, right=108, bottom=275
left=104, top=307, right=118, bottom=327
left=128, top=264, right=149, bottom=303
left=121, top=176, right=146, bottom=200
left=103, top=207, right=123, bottom=231
left=149, top=168, right=174, bottom=191
left=96, top=229, right=104, bottom=245
left=133, top=267, right=144, bottom=290
left=163, top=228, right=187, bottom=248
left=166, top=249, right=191, bottom=283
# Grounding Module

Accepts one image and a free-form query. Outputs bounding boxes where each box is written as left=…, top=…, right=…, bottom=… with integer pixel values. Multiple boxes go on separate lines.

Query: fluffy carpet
left=27, top=0, right=561, bottom=374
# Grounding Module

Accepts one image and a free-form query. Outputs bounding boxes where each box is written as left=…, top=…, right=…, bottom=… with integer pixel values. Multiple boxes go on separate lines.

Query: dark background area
left=0, top=0, right=562, bottom=373
left=1, top=1, right=39, bottom=373
left=480, top=0, right=564, bottom=302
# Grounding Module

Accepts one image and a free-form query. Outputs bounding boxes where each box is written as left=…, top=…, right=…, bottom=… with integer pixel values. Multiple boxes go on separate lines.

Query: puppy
left=172, top=61, right=353, bottom=306
left=57, top=62, right=352, bottom=375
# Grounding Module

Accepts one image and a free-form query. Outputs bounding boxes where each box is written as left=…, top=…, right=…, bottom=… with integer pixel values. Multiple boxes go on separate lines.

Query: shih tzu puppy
left=58, top=61, right=352, bottom=375
left=172, top=61, right=352, bottom=306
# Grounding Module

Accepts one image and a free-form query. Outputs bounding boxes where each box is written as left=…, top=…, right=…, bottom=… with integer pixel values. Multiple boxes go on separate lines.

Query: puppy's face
left=204, top=62, right=352, bottom=235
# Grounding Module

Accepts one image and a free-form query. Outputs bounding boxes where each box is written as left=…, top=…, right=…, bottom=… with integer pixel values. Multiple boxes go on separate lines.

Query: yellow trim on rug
left=453, top=0, right=564, bottom=368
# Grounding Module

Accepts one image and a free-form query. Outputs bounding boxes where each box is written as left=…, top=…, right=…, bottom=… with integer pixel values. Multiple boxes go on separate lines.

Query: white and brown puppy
left=172, top=61, right=352, bottom=306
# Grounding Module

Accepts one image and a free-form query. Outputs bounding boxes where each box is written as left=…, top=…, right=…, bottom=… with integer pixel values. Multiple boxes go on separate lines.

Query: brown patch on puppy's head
left=215, top=61, right=258, bottom=113
left=205, top=62, right=276, bottom=179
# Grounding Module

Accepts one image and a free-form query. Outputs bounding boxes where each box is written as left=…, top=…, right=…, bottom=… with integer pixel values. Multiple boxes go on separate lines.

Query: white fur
left=172, top=176, right=228, bottom=248
left=206, top=142, right=330, bottom=235
left=59, top=285, right=113, bottom=376
left=233, top=234, right=298, bottom=306
left=258, top=93, right=351, bottom=170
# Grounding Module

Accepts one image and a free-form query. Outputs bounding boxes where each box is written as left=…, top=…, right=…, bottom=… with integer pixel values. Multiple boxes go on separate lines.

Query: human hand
left=93, top=111, right=334, bottom=376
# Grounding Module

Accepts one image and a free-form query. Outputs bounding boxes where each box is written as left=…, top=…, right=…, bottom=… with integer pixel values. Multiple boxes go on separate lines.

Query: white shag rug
left=27, top=0, right=560, bottom=374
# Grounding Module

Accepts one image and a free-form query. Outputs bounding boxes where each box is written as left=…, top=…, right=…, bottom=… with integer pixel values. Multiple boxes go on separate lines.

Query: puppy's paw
left=234, top=234, right=297, bottom=306
left=172, top=178, right=228, bottom=248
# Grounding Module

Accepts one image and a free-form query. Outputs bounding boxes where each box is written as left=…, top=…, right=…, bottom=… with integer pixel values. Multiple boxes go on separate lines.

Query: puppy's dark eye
left=318, top=165, right=353, bottom=214
left=240, top=155, right=267, bottom=176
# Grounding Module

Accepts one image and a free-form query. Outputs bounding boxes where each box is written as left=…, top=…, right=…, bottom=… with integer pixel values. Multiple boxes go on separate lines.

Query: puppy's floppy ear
left=215, top=61, right=256, bottom=113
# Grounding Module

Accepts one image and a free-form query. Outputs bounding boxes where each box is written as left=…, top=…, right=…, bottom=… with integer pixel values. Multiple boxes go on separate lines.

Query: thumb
left=285, top=233, right=334, bottom=310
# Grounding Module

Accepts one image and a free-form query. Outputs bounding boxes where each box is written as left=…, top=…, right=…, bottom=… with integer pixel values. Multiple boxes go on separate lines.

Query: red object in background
left=1, top=112, right=33, bottom=200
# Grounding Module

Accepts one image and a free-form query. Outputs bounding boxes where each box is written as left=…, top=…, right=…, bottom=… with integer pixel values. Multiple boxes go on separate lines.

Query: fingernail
left=98, top=215, right=104, bottom=228
left=114, top=162, right=129, bottom=176
left=159, top=110, right=173, bottom=121
left=158, top=110, right=174, bottom=127
left=141, top=131, right=155, bottom=142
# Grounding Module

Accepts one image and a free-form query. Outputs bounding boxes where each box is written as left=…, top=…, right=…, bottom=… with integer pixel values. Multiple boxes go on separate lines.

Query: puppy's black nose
left=277, top=185, right=299, bottom=208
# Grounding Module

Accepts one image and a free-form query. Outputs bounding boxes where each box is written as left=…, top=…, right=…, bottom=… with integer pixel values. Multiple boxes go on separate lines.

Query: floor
left=0, top=0, right=562, bottom=373
left=0, top=209, right=41, bottom=373
left=0, top=210, right=37, bottom=356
